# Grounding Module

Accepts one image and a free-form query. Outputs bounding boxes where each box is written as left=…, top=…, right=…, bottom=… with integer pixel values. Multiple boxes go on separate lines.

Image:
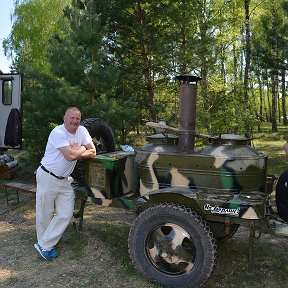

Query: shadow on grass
left=205, top=231, right=288, bottom=288
left=82, top=220, right=135, bottom=274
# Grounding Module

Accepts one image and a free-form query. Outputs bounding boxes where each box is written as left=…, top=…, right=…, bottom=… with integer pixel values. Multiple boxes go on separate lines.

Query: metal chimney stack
left=176, top=74, right=202, bottom=152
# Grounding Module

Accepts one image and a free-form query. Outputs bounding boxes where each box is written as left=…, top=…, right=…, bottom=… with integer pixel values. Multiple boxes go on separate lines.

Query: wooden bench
left=3, top=181, right=85, bottom=230
left=3, top=181, right=36, bottom=205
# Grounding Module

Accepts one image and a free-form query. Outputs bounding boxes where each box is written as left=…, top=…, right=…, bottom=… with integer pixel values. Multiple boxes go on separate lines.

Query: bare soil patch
left=1, top=180, right=288, bottom=288
left=0, top=182, right=159, bottom=288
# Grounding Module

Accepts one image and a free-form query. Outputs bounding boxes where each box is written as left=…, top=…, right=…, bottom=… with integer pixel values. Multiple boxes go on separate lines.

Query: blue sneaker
left=49, top=248, right=58, bottom=258
left=34, top=243, right=52, bottom=261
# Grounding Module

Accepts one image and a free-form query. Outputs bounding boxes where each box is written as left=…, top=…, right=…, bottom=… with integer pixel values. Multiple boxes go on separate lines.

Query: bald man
left=34, top=107, right=96, bottom=260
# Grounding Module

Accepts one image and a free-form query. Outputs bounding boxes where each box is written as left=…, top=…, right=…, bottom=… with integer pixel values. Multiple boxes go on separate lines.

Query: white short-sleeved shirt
left=41, top=124, right=92, bottom=177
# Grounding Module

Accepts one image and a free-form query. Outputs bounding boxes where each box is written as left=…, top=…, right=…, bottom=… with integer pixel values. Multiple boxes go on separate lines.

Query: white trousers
left=35, top=167, right=74, bottom=250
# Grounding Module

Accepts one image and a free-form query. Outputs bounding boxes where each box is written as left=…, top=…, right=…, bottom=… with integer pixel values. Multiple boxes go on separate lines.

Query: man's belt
left=40, top=165, right=65, bottom=180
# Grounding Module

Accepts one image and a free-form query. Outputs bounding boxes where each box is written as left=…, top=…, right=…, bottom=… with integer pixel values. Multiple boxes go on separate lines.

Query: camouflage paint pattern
left=134, top=133, right=270, bottom=221
left=81, top=151, right=137, bottom=210
left=79, top=132, right=271, bottom=224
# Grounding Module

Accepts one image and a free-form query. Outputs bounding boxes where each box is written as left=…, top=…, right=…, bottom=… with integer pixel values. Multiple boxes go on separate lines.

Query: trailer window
left=2, top=80, right=13, bottom=105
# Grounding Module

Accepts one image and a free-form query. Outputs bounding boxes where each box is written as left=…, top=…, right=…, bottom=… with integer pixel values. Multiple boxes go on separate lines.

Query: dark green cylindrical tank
left=135, top=133, right=268, bottom=198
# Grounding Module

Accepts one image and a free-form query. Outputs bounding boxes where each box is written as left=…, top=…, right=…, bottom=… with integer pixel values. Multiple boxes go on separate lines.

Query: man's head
left=63, top=107, right=81, bottom=134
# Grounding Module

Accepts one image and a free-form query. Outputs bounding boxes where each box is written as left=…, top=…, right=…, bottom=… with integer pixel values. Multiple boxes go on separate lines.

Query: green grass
left=205, top=234, right=288, bottom=288
left=62, top=225, right=88, bottom=259
left=2, top=121, right=288, bottom=287
left=252, top=122, right=288, bottom=175
left=53, top=121, right=288, bottom=287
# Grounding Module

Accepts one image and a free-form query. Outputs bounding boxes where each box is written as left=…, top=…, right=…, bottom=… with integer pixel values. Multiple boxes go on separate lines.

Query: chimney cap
left=176, top=74, right=202, bottom=83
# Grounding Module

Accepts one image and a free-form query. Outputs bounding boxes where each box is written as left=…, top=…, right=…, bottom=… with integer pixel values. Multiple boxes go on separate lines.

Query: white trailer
left=0, top=73, right=22, bottom=151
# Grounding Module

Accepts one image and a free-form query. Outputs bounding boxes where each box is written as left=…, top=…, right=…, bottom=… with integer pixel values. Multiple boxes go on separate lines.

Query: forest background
left=2, top=0, right=288, bottom=166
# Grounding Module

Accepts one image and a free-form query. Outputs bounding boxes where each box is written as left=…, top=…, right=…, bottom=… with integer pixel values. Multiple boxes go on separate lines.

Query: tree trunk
left=281, top=64, right=287, bottom=125
left=257, top=75, right=263, bottom=121
left=243, top=0, right=251, bottom=135
left=270, top=2, right=278, bottom=132
left=136, top=0, right=156, bottom=122
left=271, top=74, right=278, bottom=132
left=244, top=0, right=251, bottom=103
left=233, top=42, right=238, bottom=97
left=264, top=69, right=271, bottom=122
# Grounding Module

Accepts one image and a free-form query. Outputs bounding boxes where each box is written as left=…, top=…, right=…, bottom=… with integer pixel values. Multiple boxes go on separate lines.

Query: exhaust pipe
left=176, top=74, right=202, bottom=152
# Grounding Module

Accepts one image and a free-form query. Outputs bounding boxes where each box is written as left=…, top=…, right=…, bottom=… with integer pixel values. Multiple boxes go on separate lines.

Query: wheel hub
left=159, top=238, right=180, bottom=264
left=147, top=223, right=195, bottom=275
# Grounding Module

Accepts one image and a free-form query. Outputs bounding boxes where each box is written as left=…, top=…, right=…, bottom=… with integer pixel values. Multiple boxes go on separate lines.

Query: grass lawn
left=1, top=121, right=288, bottom=288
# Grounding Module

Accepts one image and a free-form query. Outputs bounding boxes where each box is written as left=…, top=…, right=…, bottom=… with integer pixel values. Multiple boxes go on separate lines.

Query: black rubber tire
left=275, top=170, right=288, bottom=222
left=71, top=118, right=115, bottom=185
left=208, top=221, right=239, bottom=241
left=128, top=203, right=217, bottom=288
left=82, top=118, right=116, bottom=153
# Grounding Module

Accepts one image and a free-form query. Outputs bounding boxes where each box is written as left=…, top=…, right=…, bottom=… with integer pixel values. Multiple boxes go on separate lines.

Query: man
left=34, top=107, right=96, bottom=260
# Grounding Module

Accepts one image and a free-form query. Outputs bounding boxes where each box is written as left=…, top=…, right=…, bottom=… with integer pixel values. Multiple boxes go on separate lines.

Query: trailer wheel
left=71, top=118, right=115, bottom=185
left=128, top=203, right=217, bottom=288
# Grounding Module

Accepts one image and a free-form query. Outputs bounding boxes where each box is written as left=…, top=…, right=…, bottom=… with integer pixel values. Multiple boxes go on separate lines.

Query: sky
left=0, top=0, right=14, bottom=73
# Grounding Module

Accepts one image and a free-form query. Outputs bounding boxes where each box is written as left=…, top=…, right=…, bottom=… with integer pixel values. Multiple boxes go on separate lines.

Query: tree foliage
left=3, top=0, right=288, bottom=159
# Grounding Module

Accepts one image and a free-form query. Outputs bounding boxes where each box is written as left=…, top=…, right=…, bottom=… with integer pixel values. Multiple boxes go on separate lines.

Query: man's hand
left=78, top=142, right=96, bottom=159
